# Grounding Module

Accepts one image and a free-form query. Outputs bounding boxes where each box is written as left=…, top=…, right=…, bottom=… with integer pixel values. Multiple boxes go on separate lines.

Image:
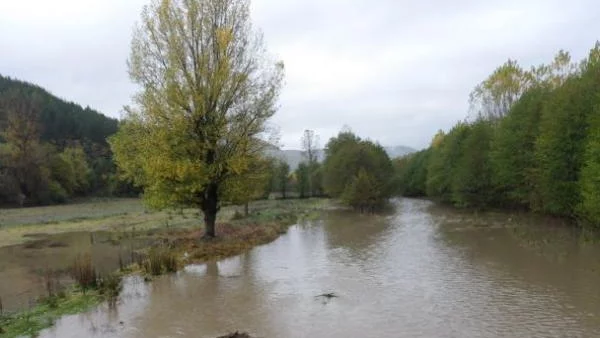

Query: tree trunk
left=244, top=202, right=249, bottom=217
left=201, top=183, right=219, bottom=238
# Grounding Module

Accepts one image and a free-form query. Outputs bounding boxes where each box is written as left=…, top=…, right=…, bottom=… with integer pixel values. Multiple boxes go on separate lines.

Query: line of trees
left=0, top=76, right=136, bottom=206
left=264, top=128, right=396, bottom=213
left=395, top=43, right=600, bottom=228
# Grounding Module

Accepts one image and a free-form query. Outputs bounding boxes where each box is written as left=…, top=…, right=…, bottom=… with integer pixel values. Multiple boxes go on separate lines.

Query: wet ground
left=6, top=198, right=600, bottom=337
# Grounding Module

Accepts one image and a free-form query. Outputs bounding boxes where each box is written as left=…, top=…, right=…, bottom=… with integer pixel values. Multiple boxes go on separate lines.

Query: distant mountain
left=269, top=145, right=415, bottom=169
left=0, top=74, right=118, bottom=147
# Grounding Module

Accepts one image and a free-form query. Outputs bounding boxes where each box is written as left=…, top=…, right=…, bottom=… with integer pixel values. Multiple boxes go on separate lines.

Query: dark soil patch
left=47, top=241, right=69, bottom=248
left=23, top=239, right=68, bottom=249
left=217, top=332, right=252, bottom=338
left=22, top=233, right=50, bottom=238
left=23, top=239, right=49, bottom=249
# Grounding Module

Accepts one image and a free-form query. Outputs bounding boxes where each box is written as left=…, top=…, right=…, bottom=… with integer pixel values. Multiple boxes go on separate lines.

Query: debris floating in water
left=217, top=332, right=252, bottom=338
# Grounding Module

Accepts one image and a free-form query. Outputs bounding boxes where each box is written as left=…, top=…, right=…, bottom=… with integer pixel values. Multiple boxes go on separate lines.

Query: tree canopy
left=395, top=42, right=600, bottom=227
left=323, top=130, right=394, bottom=211
left=110, top=0, right=283, bottom=237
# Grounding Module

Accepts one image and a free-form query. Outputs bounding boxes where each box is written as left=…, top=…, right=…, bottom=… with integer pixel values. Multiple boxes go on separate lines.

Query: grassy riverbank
left=0, top=198, right=329, bottom=248
left=0, top=290, right=101, bottom=338
left=0, top=198, right=331, bottom=337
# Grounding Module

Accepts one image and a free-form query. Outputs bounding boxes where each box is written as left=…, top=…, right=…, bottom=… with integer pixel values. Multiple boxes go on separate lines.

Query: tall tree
left=578, top=104, right=600, bottom=227
left=394, top=149, right=430, bottom=197
left=301, top=129, right=319, bottom=164
left=426, top=122, right=470, bottom=202
left=534, top=45, right=600, bottom=217
left=301, top=129, right=319, bottom=196
left=469, top=60, right=533, bottom=121
left=275, top=159, right=290, bottom=199
left=221, top=155, right=271, bottom=216
left=322, top=131, right=394, bottom=209
left=110, top=0, right=284, bottom=238
left=295, top=162, right=310, bottom=199
left=0, top=90, right=51, bottom=204
left=490, top=87, right=548, bottom=209
left=452, top=120, right=494, bottom=208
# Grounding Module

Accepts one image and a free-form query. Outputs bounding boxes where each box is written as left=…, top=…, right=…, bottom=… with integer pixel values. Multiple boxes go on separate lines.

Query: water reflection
left=0, top=232, right=148, bottom=312
left=40, top=199, right=600, bottom=337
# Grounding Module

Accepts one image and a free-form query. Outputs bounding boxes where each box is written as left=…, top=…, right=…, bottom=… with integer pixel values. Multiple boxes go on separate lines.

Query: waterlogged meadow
left=0, top=198, right=330, bottom=337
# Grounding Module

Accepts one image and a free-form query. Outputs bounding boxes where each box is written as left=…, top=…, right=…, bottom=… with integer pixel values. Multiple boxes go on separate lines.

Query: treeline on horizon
left=0, top=71, right=395, bottom=210
left=0, top=75, right=138, bottom=206
left=197, top=128, right=396, bottom=215
left=268, top=129, right=395, bottom=213
left=395, top=43, right=600, bottom=228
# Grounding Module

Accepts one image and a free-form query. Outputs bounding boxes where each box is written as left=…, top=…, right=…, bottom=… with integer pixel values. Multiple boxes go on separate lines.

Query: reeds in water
left=143, top=248, right=178, bottom=276
left=71, top=254, right=97, bottom=293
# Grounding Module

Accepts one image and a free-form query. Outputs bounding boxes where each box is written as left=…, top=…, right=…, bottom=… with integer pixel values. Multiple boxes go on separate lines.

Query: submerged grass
left=0, top=198, right=236, bottom=248
left=71, top=254, right=97, bottom=293
left=158, top=198, right=330, bottom=265
left=0, top=198, right=331, bottom=336
left=0, top=289, right=102, bottom=338
left=143, top=247, right=179, bottom=276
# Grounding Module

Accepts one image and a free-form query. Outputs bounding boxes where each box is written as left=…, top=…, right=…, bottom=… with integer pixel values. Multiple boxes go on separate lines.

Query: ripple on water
left=38, top=199, right=600, bottom=338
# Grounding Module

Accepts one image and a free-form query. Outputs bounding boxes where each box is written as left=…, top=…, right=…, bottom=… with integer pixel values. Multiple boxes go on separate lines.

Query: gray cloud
left=2, top=0, right=599, bottom=150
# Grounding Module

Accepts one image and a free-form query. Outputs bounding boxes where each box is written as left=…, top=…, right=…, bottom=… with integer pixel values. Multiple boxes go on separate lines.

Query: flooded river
left=28, top=199, right=600, bottom=337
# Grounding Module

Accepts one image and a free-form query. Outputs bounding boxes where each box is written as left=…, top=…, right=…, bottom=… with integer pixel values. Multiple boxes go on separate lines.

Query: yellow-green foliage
left=110, top=0, right=284, bottom=236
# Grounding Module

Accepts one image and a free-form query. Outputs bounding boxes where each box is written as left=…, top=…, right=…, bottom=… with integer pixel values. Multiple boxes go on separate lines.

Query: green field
left=0, top=198, right=330, bottom=248
left=0, top=198, right=231, bottom=248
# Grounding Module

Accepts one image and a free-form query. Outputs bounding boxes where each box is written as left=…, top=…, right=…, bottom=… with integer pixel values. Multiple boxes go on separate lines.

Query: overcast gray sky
left=1, top=0, right=599, bottom=149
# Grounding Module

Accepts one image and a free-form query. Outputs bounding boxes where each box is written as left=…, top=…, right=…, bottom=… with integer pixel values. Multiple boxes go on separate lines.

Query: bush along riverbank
left=0, top=198, right=331, bottom=337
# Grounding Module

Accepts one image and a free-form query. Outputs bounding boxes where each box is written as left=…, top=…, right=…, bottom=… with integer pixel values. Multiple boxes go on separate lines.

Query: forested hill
left=0, top=75, right=118, bottom=146
left=0, top=75, right=134, bottom=206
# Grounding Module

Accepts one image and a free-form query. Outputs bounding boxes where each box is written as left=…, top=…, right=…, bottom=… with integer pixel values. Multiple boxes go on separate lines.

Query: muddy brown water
left=10, top=199, right=600, bottom=337
left=0, top=231, right=149, bottom=312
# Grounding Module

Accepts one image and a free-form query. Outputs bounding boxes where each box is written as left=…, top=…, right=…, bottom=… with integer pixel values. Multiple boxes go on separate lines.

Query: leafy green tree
left=469, top=60, right=533, bottom=120
left=534, top=75, right=596, bottom=216
left=221, top=156, right=271, bottom=216
left=274, top=159, right=290, bottom=199
left=452, top=120, right=494, bottom=208
left=110, top=0, right=284, bottom=238
left=51, top=145, right=90, bottom=196
left=0, top=73, right=123, bottom=204
left=426, top=122, right=470, bottom=202
left=0, top=90, right=54, bottom=204
left=394, top=149, right=430, bottom=197
left=295, top=162, right=310, bottom=198
left=578, top=104, right=600, bottom=227
left=309, top=162, right=324, bottom=197
left=323, top=131, right=394, bottom=209
left=342, top=168, right=381, bottom=212
left=490, top=86, right=548, bottom=209
left=301, top=129, right=319, bottom=196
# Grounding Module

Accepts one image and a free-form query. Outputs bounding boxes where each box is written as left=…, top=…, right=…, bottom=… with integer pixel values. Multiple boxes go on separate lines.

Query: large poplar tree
left=110, top=0, right=283, bottom=238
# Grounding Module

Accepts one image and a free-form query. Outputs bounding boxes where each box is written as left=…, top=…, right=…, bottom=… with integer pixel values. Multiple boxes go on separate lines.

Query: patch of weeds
left=143, top=247, right=178, bottom=276
left=71, top=254, right=97, bottom=292
left=97, top=273, right=123, bottom=306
